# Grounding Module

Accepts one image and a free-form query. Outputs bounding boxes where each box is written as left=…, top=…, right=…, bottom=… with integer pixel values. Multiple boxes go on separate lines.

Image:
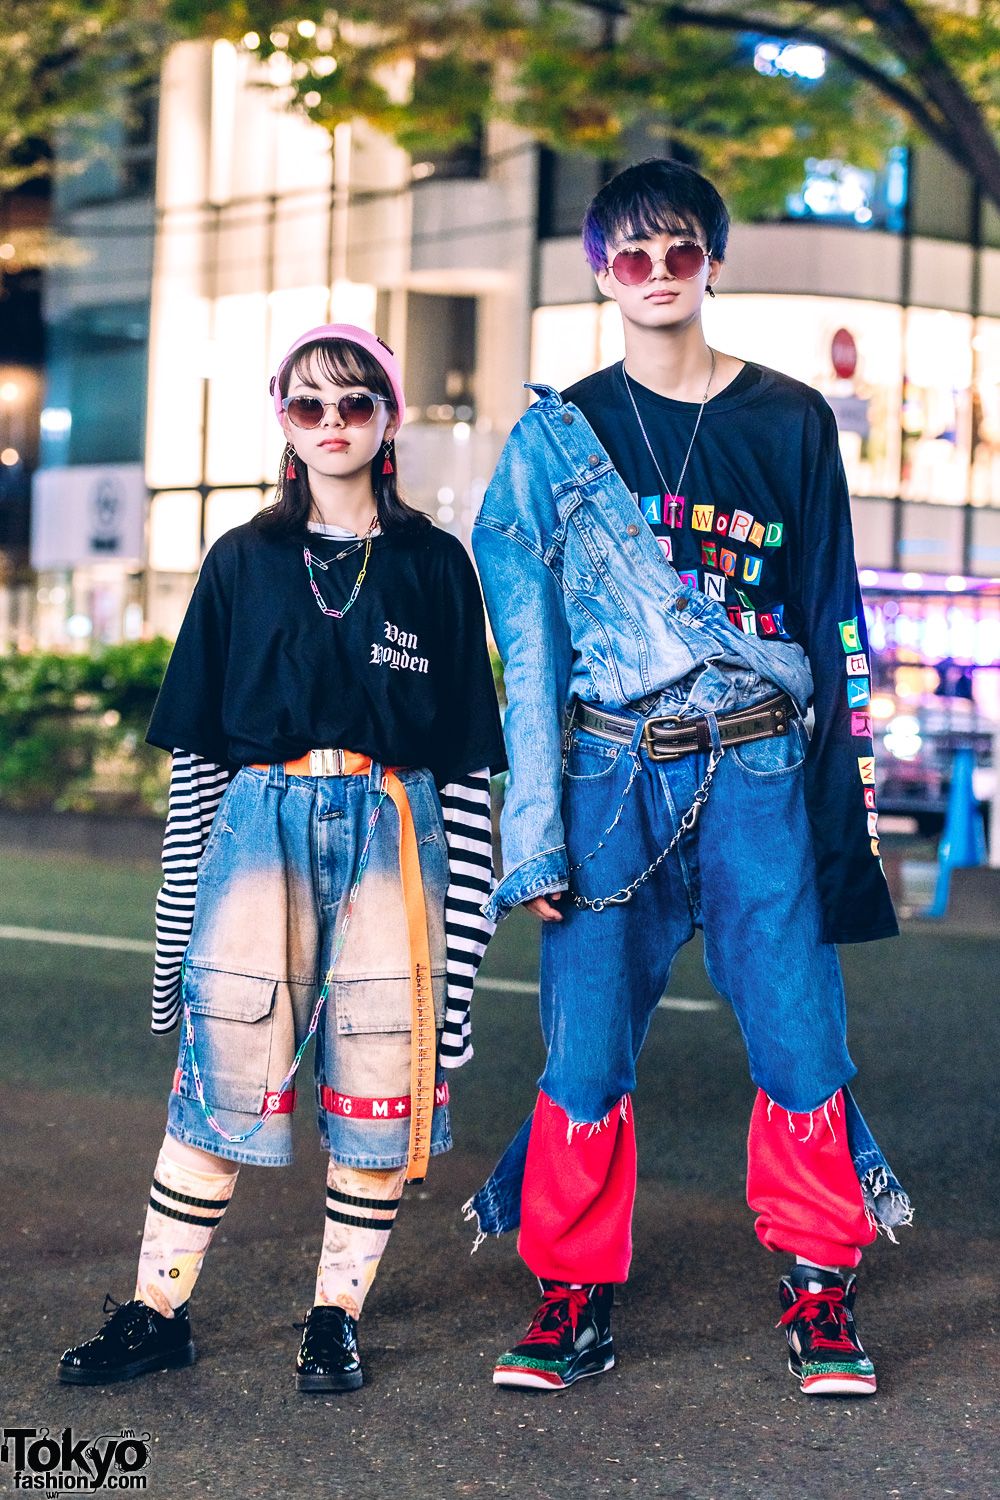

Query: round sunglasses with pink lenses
left=608, top=240, right=709, bottom=286
left=282, top=392, right=390, bottom=429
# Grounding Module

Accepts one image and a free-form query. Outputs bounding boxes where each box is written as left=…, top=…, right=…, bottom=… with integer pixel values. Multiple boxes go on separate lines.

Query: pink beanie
left=269, top=323, right=406, bottom=428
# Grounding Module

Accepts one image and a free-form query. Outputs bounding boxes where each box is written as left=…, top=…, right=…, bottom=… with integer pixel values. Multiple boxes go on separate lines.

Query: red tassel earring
left=286, top=447, right=297, bottom=480
left=382, top=441, right=394, bottom=476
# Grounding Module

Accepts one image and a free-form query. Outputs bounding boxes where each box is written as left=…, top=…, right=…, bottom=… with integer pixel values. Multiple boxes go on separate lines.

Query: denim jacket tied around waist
left=471, top=383, right=814, bottom=923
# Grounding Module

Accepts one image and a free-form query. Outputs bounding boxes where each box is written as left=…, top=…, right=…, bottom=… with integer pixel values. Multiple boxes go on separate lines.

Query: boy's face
left=594, top=224, right=721, bottom=332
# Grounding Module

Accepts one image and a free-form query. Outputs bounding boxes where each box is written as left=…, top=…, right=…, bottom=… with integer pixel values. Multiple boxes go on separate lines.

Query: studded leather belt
left=572, top=691, right=795, bottom=762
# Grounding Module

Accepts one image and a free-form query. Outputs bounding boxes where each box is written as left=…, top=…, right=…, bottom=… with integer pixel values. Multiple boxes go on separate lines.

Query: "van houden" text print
left=370, top=619, right=430, bottom=674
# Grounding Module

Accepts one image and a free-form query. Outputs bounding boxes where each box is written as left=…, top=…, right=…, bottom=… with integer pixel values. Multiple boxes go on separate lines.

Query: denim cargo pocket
left=180, top=965, right=278, bottom=1114
left=333, top=971, right=447, bottom=1034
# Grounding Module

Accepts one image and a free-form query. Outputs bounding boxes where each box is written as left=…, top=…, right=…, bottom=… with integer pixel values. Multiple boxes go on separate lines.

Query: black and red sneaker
left=493, top=1280, right=614, bottom=1392
left=778, top=1265, right=877, bottom=1397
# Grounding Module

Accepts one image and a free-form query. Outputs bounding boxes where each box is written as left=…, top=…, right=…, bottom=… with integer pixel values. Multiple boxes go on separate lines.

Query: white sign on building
left=31, top=464, right=147, bottom=570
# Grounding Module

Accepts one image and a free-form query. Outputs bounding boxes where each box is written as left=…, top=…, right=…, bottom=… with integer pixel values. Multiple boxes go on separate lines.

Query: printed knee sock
left=134, top=1146, right=239, bottom=1317
left=314, top=1162, right=406, bottom=1318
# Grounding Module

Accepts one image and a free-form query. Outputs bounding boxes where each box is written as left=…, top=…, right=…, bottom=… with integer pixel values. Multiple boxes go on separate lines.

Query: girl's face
left=595, top=228, right=720, bottom=334
left=280, top=352, right=397, bottom=482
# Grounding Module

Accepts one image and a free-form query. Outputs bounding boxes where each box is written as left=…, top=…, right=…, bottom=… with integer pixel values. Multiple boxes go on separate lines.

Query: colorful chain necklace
left=302, top=514, right=379, bottom=619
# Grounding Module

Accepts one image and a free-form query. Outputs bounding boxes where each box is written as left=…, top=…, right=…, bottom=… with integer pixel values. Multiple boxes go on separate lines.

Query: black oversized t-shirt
left=562, top=360, right=897, bottom=945
left=146, top=519, right=507, bottom=788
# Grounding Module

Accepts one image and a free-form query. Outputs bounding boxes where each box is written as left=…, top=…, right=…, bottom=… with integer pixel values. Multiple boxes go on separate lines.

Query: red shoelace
left=520, top=1286, right=591, bottom=1348
left=778, top=1285, right=857, bottom=1354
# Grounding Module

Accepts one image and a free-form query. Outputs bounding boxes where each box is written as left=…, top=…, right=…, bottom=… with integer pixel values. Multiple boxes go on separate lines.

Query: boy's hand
left=525, top=892, right=565, bottom=923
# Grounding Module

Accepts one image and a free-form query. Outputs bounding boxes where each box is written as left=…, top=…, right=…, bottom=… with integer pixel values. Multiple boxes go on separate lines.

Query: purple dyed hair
left=582, top=158, right=730, bottom=272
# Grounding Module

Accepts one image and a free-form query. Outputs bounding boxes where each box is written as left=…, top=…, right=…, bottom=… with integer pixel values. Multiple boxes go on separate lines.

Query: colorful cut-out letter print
left=703, top=573, right=726, bottom=602
left=701, top=540, right=718, bottom=568
left=846, top=652, right=869, bottom=676
left=678, top=571, right=698, bottom=589
left=851, top=711, right=873, bottom=737
left=858, top=757, right=876, bottom=785
left=729, top=510, right=753, bottom=543
left=839, top=618, right=861, bottom=652
left=641, top=495, right=661, bottom=525
left=846, top=677, right=871, bottom=708
left=863, top=787, right=877, bottom=810
left=691, top=505, right=715, bottom=532
left=656, top=536, right=673, bottom=562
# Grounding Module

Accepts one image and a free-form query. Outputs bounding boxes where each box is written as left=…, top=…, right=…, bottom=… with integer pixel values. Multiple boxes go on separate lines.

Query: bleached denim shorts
left=166, top=761, right=451, bottom=1169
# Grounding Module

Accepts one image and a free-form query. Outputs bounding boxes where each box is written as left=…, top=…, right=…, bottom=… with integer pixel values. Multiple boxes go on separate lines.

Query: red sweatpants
left=518, top=1086, right=875, bottom=1283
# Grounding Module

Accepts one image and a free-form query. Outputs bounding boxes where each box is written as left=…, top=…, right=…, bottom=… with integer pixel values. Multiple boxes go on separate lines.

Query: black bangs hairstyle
left=582, top=158, right=730, bottom=273
left=254, top=337, right=430, bottom=537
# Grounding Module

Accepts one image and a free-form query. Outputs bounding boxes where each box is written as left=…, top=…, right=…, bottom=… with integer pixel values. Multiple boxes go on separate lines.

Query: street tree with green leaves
left=2, top=1, right=999, bottom=220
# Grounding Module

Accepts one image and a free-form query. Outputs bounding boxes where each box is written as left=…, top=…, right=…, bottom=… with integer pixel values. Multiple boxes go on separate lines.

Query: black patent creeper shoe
left=295, top=1304, right=364, bottom=1393
left=58, top=1294, right=196, bottom=1385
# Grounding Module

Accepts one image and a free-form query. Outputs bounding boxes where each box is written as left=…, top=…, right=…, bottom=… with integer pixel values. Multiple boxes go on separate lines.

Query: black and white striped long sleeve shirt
left=152, top=751, right=495, bottom=1068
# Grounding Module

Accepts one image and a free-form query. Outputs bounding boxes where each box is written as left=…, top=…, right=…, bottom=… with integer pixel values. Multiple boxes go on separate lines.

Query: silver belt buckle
left=309, top=747, right=344, bottom=776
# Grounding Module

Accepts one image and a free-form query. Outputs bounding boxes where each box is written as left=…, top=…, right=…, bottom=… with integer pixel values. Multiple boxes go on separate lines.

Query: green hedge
left=0, top=640, right=174, bottom=815
left=0, top=638, right=508, bottom=816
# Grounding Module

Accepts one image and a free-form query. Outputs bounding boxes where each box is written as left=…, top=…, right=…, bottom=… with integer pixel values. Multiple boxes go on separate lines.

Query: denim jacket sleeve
left=472, top=417, right=574, bottom=921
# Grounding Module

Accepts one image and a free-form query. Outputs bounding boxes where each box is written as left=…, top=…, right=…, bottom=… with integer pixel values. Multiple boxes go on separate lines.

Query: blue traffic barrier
left=926, top=746, right=987, bottom=918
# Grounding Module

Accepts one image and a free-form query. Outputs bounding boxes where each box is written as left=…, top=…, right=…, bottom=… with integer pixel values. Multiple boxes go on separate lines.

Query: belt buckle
left=642, top=714, right=686, bottom=762
left=309, top=747, right=344, bottom=776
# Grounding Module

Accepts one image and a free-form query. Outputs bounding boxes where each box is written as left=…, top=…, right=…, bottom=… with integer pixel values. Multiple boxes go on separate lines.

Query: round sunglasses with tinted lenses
left=282, top=392, right=390, bottom=429
left=609, top=241, right=709, bottom=286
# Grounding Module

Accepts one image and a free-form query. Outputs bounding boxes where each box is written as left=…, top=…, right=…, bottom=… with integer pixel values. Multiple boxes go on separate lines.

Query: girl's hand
left=524, top=892, right=565, bottom=922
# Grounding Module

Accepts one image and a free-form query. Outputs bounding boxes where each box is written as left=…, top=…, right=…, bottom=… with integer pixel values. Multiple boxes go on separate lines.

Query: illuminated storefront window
left=531, top=305, right=603, bottom=390
left=204, top=488, right=267, bottom=548
left=901, top=308, right=973, bottom=505
left=972, top=317, right=1000, bottom=506
left=702, top=295, right=905, bottom=499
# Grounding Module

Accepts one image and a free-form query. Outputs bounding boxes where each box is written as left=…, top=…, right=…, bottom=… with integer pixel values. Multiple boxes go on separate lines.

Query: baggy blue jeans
left=468, top=700, right=909, bottom=1257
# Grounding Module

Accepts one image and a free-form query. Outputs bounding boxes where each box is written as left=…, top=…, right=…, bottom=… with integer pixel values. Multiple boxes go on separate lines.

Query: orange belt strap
left=251, top=752, right=436, bottom=1182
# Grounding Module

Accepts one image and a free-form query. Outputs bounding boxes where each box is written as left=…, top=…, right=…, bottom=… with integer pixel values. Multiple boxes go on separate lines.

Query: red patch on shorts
left=319, top=1083, right=450, bottom=1119
left=262, top=1089, right=297, bottom=1115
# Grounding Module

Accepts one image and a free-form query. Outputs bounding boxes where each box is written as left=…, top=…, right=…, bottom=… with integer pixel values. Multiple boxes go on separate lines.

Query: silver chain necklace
left=621, top=347, right=717, bottom=504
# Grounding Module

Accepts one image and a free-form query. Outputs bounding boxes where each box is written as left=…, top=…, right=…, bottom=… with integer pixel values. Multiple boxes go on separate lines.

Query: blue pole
left=926, top=746, right=987, bottom=918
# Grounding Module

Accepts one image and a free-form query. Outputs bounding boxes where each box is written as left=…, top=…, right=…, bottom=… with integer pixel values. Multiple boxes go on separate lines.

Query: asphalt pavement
left=1, top=848, right=997, bottom=1499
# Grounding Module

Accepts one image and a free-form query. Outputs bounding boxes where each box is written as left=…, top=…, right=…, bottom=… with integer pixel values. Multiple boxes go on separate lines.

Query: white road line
left=477, top=977, right=537, bottom=995
left=657, top=996, right=720, bottom=1012
left=0, top=929, right=721, bottom=1013
left=477, top=976, right=718, bottom=1011
left=0, top=924, right=154, bottom=954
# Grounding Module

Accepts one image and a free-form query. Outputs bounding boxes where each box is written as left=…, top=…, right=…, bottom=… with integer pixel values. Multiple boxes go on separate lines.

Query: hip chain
left=570, top=748, right=724, bottom=912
